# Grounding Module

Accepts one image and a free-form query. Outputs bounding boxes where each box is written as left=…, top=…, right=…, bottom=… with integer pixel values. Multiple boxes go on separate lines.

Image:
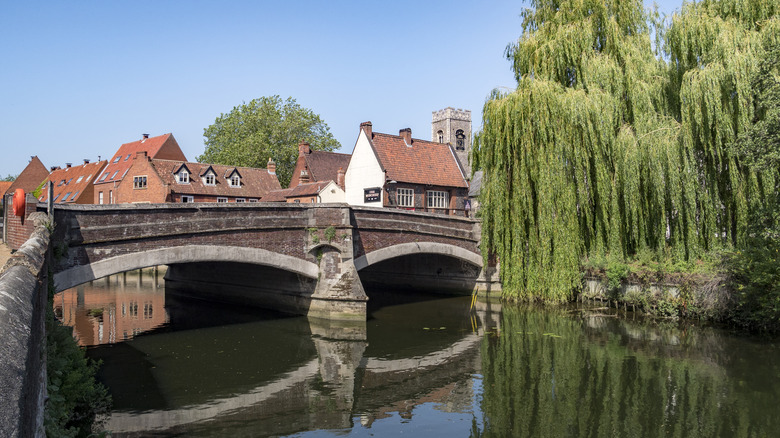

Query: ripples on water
left=55, top=270, right=780, bottom=437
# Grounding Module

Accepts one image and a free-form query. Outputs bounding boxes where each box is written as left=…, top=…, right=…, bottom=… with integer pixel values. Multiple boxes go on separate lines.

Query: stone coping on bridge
left=45, top=201, right=480, bottom=223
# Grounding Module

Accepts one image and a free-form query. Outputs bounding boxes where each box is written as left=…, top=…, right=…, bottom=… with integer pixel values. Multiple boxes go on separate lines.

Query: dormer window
left=203, top=172, right=216, bottom=186
left=230, top=175, right=240, bottom=187
left=455, top=130, right=465, bottom=150
left=177, top=169, right=190, bottom=184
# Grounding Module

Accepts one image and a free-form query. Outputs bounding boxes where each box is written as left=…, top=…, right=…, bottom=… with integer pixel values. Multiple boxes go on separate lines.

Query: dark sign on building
left=364, top=187, right=381, bottom=203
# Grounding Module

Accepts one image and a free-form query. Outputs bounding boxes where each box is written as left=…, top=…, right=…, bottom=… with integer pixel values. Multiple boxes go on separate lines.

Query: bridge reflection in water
left=55, top=271, right=501, bottom=437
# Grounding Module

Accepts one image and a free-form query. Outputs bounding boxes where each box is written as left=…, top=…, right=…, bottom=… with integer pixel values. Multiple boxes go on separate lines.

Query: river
left=54, top=269, right=780, bottom=437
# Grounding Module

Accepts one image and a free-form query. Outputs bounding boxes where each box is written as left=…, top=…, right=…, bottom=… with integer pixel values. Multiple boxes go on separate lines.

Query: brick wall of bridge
left=3, top=194, right=41, bottom=250
left=350, top=207, right=480, bottom=259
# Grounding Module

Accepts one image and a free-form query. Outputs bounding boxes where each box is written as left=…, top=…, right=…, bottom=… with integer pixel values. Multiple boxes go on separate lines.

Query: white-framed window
left=181, top=195, right=194, bottom=203
left=248, top=199, right=258, bottom=202
left=177, top=169, right=190, bottom=184
left=235, top=198, right=246, bottom=203
left=108, top=190, right=113, bottom=204
left=229, top=174, right=241, bottom=187
left=217, top=197, right=228, bottom=203
left=98, top=192, right=103, bottom=204
left=397, top=188, right=414, bottom=207
left=204, top=173, right=216, bottom=186
left=133, top=176, right=147, bottom=189
left=427, top=190, right=449, bottom=209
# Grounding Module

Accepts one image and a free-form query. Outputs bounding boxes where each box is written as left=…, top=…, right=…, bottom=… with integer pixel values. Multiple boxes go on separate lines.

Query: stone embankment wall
left=0, top=212, right=50, bottom=437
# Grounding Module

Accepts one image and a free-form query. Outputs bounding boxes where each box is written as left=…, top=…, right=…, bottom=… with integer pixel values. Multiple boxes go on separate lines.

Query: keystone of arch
left=353, top=242, right=482, bottom=271
left=53, top=245, right=319, bottom=292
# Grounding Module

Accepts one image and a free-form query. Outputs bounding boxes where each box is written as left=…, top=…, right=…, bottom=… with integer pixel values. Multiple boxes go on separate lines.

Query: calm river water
left=55, top=270, right=780, bottom=437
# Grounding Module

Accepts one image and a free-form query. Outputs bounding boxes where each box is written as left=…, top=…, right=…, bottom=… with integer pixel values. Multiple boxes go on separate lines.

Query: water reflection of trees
left=476, top=306, right=780, bottom=437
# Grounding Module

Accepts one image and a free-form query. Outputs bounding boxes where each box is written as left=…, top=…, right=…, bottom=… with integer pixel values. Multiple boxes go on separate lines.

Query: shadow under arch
left=353, top=242, right=483, bottom=271
left=53, top=245, right=319, bottom=293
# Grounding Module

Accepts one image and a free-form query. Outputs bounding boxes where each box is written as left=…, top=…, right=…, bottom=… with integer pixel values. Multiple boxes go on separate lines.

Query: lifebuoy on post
left=12, top=189, right=26, bottom=217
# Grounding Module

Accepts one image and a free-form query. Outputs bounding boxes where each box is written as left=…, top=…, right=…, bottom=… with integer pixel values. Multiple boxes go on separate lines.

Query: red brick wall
left=4, top=194, right=41, bottom=250
left=114, top=158, right=169, bottom=204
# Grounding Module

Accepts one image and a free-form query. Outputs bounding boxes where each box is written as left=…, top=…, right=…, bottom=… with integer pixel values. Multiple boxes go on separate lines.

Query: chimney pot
left=267, top=157, right=276, bottom=175
left=142, top=133, right=149, bottom=140
left=400, top=128, right=412, bottom=145
left=83, top=159, right=90, bottom=164
left=298, top=141, right=311, bottom=157
left=360, top=121, right=373, bottom=138
left=66, top=163, right=72, bottom=168
left=50, top=166, right=57, bottom=171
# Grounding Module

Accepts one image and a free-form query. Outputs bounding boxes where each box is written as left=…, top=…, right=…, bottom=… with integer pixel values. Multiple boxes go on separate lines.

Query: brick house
left=4, top=156, right=49, bottom=199
left=2, top=156, right=49, bottom=246
left=115, top=153, right=281, bottom=203
left=94, top=133, right=187, bottom=204
left=262, top=180, right=345, bottom=204
left=288, top=141, right=351, bottom=189
left=344, top=122, right=469, bottom=215
left=39, top=160, right=108, bottom=204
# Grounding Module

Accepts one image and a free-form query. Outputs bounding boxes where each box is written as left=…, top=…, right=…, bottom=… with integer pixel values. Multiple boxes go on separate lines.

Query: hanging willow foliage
left=474, top=0, right=780, bottom=302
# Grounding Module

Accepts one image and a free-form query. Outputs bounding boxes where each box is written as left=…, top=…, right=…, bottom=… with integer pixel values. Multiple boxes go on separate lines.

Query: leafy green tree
left=473, top=0, right=778, bottom=302
left=1, top=174, right=17, bottom=181
left=198, top=96, right=340, bottom=187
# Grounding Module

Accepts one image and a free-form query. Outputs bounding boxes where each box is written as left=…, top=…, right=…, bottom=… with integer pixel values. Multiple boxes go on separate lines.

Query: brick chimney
left=360, top=121, right=373, bottom=138
left=337, top=167, right=345, bottom=190
left=267, top=157, right=276, bottom=175
left=400, top=128, right=412, bottom=145
left=136, top=151, right=149, bottom=161
left=299, top=168, right=310, bottom=184
left=298, top=141, right=310, bottom=157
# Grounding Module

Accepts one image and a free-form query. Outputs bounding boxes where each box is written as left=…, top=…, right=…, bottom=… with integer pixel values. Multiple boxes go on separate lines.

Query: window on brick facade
left=455, top=130, right=465, bottom=150
left=109, top=190, right=113, bottom=204
left=133, top=176, right=147, bottom=189
left=98, top=192, right=103, bottom=204
left=427, top=190, right=449, bottom=209
left=181, top=195, right=194, bottom=203
left=236, top=198, right=246, bottom=203
left=248, top=199, right=258, bottom=202
left=204, top=173, right=216, bottom=186
left=217, top=197, right=228, bottom=203
left=177, top=170, right=190, bottom=184
left=397, top=188, right=414, bottom=207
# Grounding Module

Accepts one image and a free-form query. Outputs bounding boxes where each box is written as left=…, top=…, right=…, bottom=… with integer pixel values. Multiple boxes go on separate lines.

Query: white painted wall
left=345, top=130, right=385, bottom=206
left=318, top=181, right=345, bottom=203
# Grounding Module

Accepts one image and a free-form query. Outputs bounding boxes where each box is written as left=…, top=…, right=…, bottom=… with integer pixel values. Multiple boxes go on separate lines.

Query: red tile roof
left=369, top=133, right=468, bottom=188
left=0, top=181, right=12, bottom=198
left=40, top=161, right=108, bottom=204
left=6, top=156, right=48, bottom=196
left=303, top=151, right=350, bottom=183
left=150, top=159, right=281, bottom=198
left=95, top=133, right=186, bottom=187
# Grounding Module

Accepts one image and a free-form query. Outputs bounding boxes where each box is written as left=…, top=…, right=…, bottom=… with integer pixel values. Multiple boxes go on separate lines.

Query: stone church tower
left=432, top=108, right=472, bottom=176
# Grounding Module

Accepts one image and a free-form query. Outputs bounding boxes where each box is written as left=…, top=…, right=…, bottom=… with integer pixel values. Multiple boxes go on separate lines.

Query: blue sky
left=0, top=1, right=683, bottom=179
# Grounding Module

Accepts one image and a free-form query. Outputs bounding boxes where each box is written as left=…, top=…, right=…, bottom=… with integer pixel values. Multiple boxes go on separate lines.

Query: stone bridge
left=50, top=203, right=500, bottom=320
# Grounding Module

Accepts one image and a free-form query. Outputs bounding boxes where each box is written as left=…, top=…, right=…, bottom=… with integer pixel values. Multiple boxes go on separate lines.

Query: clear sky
left=0, top=0, right=683, bottom=179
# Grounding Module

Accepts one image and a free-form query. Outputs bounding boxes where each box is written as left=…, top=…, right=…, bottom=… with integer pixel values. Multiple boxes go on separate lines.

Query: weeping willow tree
left=474, top=0, right=779, bottom=302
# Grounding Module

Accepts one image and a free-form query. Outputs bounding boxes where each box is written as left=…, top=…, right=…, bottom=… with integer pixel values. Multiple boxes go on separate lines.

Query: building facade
left=344, top=122, right=469, bottom=215
left=432, top=108, right=472, bottom=176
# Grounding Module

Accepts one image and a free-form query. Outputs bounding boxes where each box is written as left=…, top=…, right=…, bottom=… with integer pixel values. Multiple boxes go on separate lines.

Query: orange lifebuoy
left=12, top=189, right=26, bottom=217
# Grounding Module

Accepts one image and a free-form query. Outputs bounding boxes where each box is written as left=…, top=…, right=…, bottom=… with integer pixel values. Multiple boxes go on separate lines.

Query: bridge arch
left=53, top=244, right=319, bottom=292
left=353, top=242, right=482, bottom=271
